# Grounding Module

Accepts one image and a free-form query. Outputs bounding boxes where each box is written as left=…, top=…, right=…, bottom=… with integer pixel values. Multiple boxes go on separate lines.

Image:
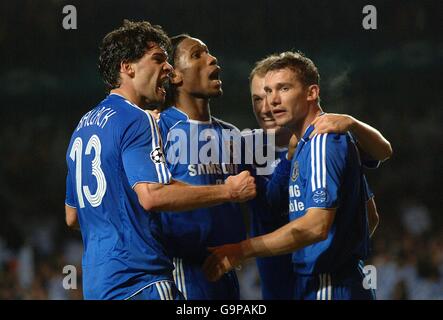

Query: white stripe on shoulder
left=311, top=134, right=317, bottom=191
left=322, top=133, right=328, bottom=188
left=146, top=112, right=161, bottom=148
left=316, top=133, right=321, bottom=189
left=146, top=112, right=164, bottom=183
left=154, top=117, right=171, bottom=183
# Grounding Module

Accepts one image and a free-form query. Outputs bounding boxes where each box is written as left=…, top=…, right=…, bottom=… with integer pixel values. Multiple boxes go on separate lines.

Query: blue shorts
left=172, top=257, right=240, bottom=300
left=126, top=280, right=185, bottom=300
left=294, top=263, right=376, bottom=300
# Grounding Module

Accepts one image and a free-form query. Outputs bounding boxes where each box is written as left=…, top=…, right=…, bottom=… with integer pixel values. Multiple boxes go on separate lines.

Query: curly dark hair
left=98, top=19, right=171, bottom=91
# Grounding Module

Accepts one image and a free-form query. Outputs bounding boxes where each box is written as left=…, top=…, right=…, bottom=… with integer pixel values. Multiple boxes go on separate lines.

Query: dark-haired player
left=64, top=21, right=256, bottom=300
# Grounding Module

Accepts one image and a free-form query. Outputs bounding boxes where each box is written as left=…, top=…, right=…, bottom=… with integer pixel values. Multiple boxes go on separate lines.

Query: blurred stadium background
left=0, top=0, right=442, bottom=299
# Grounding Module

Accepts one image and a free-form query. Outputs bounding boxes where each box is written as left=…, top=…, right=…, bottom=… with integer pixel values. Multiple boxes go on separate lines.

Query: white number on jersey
left=69, top=135, right=107, bottom=208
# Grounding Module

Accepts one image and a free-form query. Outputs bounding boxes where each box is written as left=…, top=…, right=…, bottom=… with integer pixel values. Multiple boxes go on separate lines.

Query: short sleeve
left=122, top=112, right=171, bottom=187
left=305, top=133, right=347, bottom=209
left=353, top=137, right=381, bottom=169
left=360, top=149, right=381, bottom=169
left=65, top=166, right=77, bottom=208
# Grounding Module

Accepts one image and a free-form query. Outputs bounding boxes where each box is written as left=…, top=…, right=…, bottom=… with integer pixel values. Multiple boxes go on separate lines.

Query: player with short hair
left=64, top=20, right=256, bottom=300
left=204, top=51, right=387, bottom=300
left=157, top=34, right=292, bottom=300
left=246, top=54, right=387, bottom=299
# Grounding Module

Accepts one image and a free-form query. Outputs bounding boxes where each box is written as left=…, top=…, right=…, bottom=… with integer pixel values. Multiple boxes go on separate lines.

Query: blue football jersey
left=289, top=125, right=370, bottom=275
left=242, top=129, right=294, bottom=299
left=65, top=93, right=173, bottom=300
left=157, top=107, right=248, bottom=262
left=242, top=128, right=290, bottom=224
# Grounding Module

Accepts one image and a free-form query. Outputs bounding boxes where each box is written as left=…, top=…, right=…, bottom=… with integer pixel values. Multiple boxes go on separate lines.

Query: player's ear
left=307, top=84, right=319, bottom=102
left=120, top=60, right=135, bottom=78
left=170, top=70, right=183, bottom=85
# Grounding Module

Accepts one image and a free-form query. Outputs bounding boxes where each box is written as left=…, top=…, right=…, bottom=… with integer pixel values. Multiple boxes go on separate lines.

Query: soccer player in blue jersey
left=156, top=35, right=292, bottom=300
left=204, top=51, right=388, bottom=300
left=64, top=21, right=256, bottom=300
left=246, top=56, right=389, bottom=300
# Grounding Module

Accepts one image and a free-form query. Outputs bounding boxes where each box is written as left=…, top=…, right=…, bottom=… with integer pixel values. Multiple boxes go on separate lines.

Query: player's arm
left=204, top=133, right=349, bottom=281
left=65, top=205, right=80, bottom=230
left=134, top=171, right=256, bottom=212
left=65, top=165, right=80, bottom=230
left=203, top=207, right=335, bottom=281
left=126, top=113, right=256, bottom=212
left=367, top=197, right=379, bottom=238
left=310, top=114, right=392, bottom=162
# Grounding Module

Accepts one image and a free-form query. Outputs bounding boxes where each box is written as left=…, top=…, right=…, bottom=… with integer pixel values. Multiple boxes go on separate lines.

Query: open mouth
left=208, top=68, right=222, bottom=85
left=157, top=77, right=169, bottom=96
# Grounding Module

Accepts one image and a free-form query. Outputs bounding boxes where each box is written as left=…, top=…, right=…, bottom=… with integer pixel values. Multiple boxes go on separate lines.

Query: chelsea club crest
left=291, top=161, right=299, bottom=181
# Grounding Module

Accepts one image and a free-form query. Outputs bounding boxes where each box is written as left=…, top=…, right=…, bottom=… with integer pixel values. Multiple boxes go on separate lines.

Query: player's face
left=264, top=68, right=310, bottom=129
left=132, top=43, right=172, bottom=105
left=174, top=37, right=222, bottom=98
left=250, top=75, right=282, bottom=133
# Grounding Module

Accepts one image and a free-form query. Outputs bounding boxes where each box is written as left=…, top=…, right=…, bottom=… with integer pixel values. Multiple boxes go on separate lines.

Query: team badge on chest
left=291, top=161, right=299, bottom=181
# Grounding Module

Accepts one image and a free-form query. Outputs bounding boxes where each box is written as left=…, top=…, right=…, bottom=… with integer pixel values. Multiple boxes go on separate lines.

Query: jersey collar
left=300, top=124, right=315, bottom=143
left=293, top=124, right=315, bottom=159
left=170, top=106, right=212, bottom=124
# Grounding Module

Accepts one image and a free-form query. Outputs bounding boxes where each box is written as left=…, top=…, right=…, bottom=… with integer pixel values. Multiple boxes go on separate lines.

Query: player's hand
left=286, top=134, right=299, bottom=160
left=203, top=243, right=245, bottom=282
left=225, top=171, right=256, bottom=202
left=310, top=113, right=355, bottom=138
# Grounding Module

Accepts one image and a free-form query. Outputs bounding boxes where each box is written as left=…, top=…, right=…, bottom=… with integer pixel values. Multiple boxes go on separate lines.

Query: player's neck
left=291, top=104, right=323, bottom=140
left=175, top=94, right=211, bottom=122
left=275, top=127, right=292, bottom=148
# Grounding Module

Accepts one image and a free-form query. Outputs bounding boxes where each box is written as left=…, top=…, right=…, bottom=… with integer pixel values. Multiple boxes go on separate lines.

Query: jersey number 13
left=69, top=135, right=107, bottom=208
